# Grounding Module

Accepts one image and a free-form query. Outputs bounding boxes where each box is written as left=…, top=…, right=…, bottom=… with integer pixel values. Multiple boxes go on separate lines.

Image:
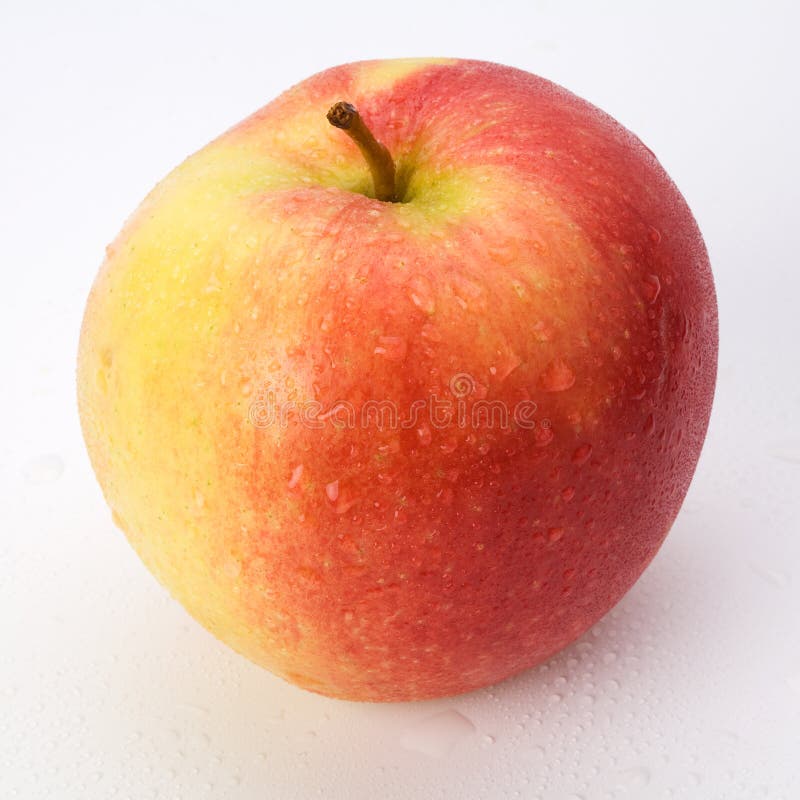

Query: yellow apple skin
left=78, top=59, right=717, bottom=701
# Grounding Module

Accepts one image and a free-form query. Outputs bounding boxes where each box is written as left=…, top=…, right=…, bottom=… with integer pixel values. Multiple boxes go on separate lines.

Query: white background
left=2, top=1, right=799, bottom=798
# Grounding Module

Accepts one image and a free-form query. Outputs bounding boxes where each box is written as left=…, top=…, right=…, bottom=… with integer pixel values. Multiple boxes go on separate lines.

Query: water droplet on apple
left=642, top=274, right=661, bottom=304
left=571, top=444, right=592, bottom=465
left=681, top=310, right=691, bottom=343
left=492, top=346, right=522, bottom=382
left=534, top=424, right=554, bottom=447
left=416, top=423, right=432, bottom=446
left=439, top=438, right=458, bottom=454
left=548, top=527, right=565, bottom=543
left=451, top=275, right=484, bottom=308
left=539, top=358, right=575, bottom=392
left=648, top=226, right=662, bottom=244
left=399, top=709, right=475, bottom=758
left=223, top=558, right=241, bottom=579
left=320, top=311, right=334, bottom=332
left=23, top=453, right=64, bottom=485
left=421, top=323, right=442, bottom=342
left=532, top=320, right=555, bottom=342
left=643, top=413, right=656, bottom=435
left=437, top=487, right=454, bottom=506
left=561, top=486, right=575, bottom=501
left=407, top=275, right=436, bottom=314
left=326, top=480, right=339, bottom=502
left=288, top=464, right=304, bottom=489
left=489, top=242, right=518, bottom=264
left=374, top=336, right=407, bottom=361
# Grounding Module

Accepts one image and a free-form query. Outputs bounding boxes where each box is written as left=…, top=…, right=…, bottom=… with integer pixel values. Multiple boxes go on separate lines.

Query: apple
left=77, top=58, right=717, bottom=701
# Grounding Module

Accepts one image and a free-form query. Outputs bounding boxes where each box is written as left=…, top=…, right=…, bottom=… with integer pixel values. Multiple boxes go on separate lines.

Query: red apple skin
left=78, top=59, right=717, bottom=701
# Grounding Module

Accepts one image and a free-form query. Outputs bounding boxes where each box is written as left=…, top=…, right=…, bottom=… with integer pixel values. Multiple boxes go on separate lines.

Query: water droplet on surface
left=643, top=413, right=656, bottom=435
left=23, top=454, right=64, bottom=484
left=539, top=358, right=575, bottom=392
left=399, top=710, right=476, bottom=758
left=326, top=481, right=339, bottom=502
left=619, top=766, right=651, bottom=788
left=785, top=672, right=800, bottom=697
left=717, top=729, right=740, bottom=744
left=179, top=702, right=210, bottom=715
left=768, top=442, right=800, bottom=464
left=748, top=562, right=789, bottom=588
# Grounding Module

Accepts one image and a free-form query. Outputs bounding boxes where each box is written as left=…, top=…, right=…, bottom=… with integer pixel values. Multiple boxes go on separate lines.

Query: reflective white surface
left=2, top=1, right=799, bottom=797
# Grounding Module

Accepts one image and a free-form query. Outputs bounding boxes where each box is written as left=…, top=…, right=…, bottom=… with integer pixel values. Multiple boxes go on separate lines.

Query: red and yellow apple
left=77, top=58, right=717, bottom=701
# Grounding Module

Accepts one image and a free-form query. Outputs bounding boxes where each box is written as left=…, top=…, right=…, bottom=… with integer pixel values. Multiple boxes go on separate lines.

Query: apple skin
left=77, top=58, right=717, bottom=701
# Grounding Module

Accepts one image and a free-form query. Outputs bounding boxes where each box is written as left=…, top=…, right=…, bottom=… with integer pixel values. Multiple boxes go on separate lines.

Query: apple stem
left=327, top=101, right=396, bottom=202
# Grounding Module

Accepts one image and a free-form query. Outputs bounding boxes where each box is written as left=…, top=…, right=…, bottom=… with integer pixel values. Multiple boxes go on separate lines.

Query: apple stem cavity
left=327, top=101, right=397, bottom=202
